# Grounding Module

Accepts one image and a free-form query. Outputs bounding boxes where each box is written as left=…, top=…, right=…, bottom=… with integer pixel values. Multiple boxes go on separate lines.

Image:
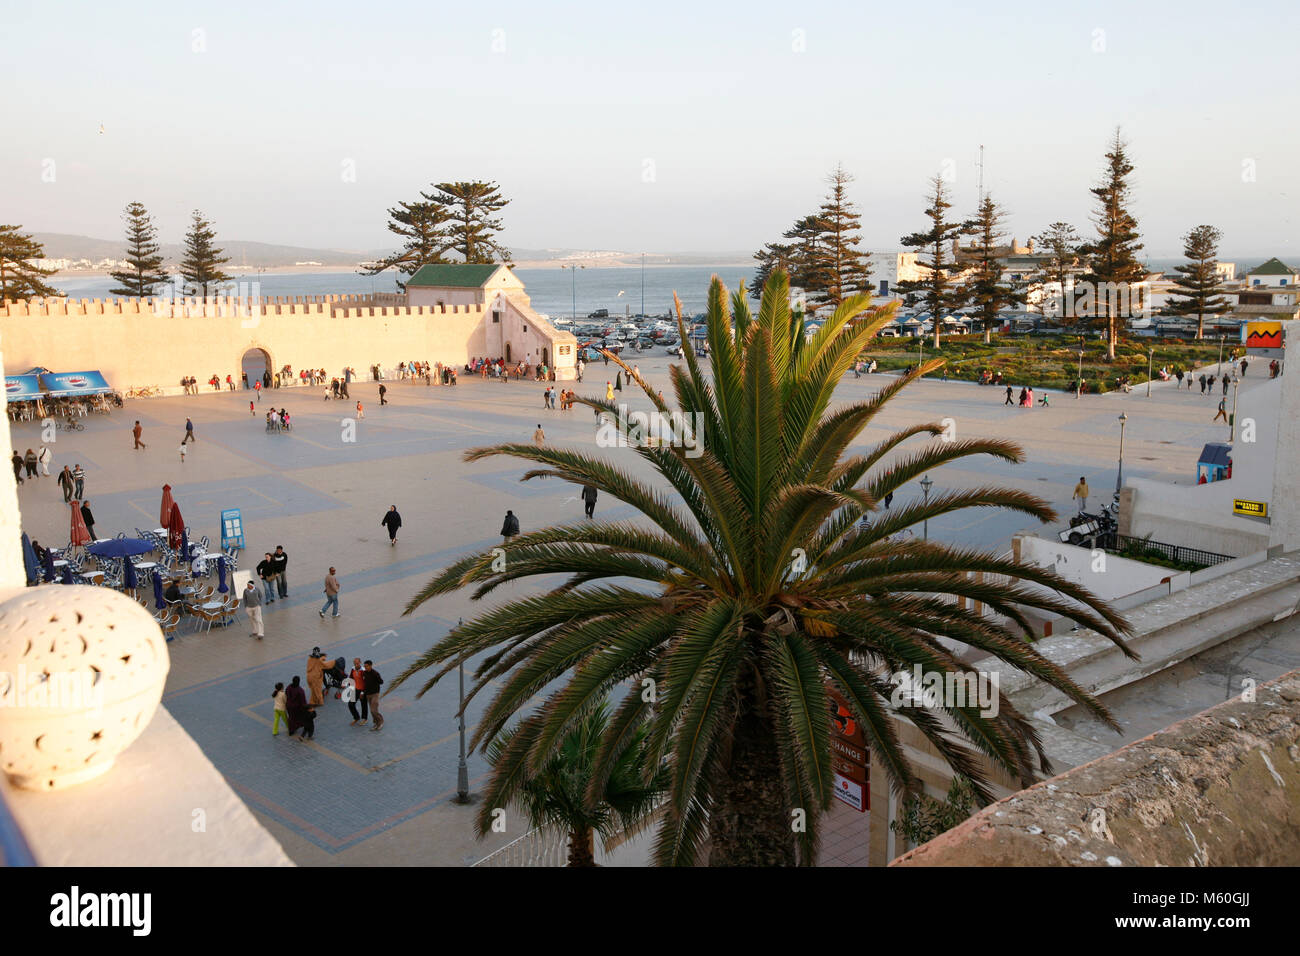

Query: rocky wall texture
left=892, top=669, right=1300, bottom=866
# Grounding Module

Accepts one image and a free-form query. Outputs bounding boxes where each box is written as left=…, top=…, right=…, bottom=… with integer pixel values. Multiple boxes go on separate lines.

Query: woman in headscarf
left=306, top=648, right=329, bottom=706
left=285, top=676, right=313, bottom=740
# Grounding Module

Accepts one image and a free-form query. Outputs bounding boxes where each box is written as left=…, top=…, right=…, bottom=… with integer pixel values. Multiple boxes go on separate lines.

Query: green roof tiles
left=406, top=263, right=502, bottom=288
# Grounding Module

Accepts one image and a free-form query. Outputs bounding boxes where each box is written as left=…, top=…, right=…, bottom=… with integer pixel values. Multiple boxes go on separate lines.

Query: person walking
left=10, top=452, right=24, bottom=487
left=37, top=444, right=51, bottom=476
left=1241, top=359, right=1249, bottom=377
left=1073, top=476, right=1090, bottom=514
left=256, top=552, right=277, bottom=604
left=249, top=400, right=256, bottom=416
left=533, top=423, right=545, bottom=448
left=1214, top=397, right=1228, bottom=422
left=182, top=418, right=196, bottom=443
left=883, top=490, right=894, bottom=509
left=271, top=682, right=288, bottom=736
left=244, top=579, right=265, bottom=639
left=80, top=500, right=97, bottom=539
left=286, top=676, right=316, bottom=741
left=347, top=657, right=368, bottom=726
left=501, top=509, right=520, bottom=543
left=22, top=449, right=36, bottom=480
left=132, top=421, right=146, bottom=450
left=605, top=381, right=614, bottom=402
left=320, top=567, right=340, bottom=618
left=356, top=400, right=364, bottom=419
left=581, top=483, right=598, bottom=519
left=57, top=465, right=72, bottom=501
left=72, top=464, right=85, bottom=499
left=363, top=660, right=384, bottom=732
left=1004, top=385, right=1014, bottom=405
left=254, top=380, right=262, bottom=402
left=1222, top=373, right=1230, bottom=395
left=381, top=505, right=401, bottom=545
left=306, top=648, right=329, bottom=706
left=179, top=441, right=187, bottom=464
left=271, top=545, right=289, bottom=598
left=379, top=383, right=388, bottom=406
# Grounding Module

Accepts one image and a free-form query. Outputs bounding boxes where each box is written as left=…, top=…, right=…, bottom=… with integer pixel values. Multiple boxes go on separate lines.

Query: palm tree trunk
left=708, top=674, right=798, bottom=867
left=567, top=827, right=596, bottom=867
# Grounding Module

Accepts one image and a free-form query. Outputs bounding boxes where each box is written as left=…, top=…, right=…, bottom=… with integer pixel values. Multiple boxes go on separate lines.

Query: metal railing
left=472, top=826, right=569, bottom=867
left=1113, top=535, right=1233, bottom=569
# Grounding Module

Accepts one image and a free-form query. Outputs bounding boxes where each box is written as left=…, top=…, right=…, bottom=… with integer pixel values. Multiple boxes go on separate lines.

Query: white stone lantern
left=0, top=585, right=170, bottom=790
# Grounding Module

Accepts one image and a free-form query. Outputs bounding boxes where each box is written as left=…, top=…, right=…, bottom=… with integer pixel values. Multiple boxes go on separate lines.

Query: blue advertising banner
left=5, top=375, right=43, bottom=402
left=39, top=371, right=112, bottom=395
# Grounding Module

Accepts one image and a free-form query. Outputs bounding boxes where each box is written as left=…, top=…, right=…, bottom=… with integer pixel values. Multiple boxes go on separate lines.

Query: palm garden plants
left=394, top=270, right=1135, bottom=866
left=480, top=697, right=667, bottom=867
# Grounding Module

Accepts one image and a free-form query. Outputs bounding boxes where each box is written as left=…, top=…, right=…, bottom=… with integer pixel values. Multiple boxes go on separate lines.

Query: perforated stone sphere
left=0, top=585, right=170, bottom=790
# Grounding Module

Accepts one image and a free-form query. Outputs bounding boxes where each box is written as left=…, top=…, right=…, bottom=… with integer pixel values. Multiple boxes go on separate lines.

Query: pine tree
left=1080, top=129, right=1145, bottom=360
left=782, top=215, right=825, bottom=304
left=752, top=240, right=796, bottom=298
left=431, top=181, right=511, bottom=263
left=1029, top=222, right=1082, bottom=322
left=179, top=209, right=232, bottom=297
left=1165, top=225, right=1229, bottom=339
left=363, top=196, right=451, bottom=290
left=108, top=202, right=169, bottom=297
left=0, top=225, right=62, bottom=302
left=965, top=194, right=1024, bottom=343
left=809, top=164, right=872, bottom=309
left=895, top=176, right=971, bottom=347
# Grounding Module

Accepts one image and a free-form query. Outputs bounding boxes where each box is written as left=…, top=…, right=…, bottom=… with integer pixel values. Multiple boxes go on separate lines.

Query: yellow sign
left=1233, top=499, right=1268, bottom=518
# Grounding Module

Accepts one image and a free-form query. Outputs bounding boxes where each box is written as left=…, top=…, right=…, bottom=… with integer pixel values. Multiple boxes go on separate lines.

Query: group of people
left=541, top=386, right=579, bottom=410
left=10, top=447, right=53, bottom=484
left=325, top=377, right=353, bottom=400
left=851, top=360, right=878, bottom=378
left=264, top=407, right=293, bottom=432
left=271, top=654, right=385, bottom=740
left=1004, top=385, right=1048, bottom=408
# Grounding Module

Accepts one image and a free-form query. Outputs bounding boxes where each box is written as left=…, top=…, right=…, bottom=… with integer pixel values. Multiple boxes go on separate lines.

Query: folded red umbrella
left=70, top=500, right=92, bottom=547
left=160, top=484, right=175, bottom=529
left=167, top=502, right=185, bottom=550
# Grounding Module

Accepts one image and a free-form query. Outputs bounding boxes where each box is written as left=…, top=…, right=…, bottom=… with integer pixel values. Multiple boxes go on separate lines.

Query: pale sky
left=3, top=0, right=1297, bottom=258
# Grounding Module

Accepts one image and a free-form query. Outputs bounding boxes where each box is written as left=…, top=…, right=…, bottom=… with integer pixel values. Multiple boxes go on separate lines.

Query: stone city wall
left=0, top=294, right=576, bottom=388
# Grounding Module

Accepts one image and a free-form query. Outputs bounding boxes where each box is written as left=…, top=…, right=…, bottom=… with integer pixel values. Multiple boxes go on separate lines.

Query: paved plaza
left=10, top=351, right=1269, bottom=865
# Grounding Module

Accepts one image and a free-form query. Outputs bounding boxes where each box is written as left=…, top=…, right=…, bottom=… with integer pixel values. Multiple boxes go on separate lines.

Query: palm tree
left=393, top=270, right=1135, bottom=866
left=481, top=698, right=666, bottom=866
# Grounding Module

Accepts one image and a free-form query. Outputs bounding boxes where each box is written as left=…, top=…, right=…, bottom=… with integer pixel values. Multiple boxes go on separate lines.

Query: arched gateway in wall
left=241, top=347, right=271, bottom=387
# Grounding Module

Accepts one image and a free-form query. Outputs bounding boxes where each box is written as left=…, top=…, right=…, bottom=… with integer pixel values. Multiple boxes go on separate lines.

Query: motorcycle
left=1060, top=501, right=1118, bottom=547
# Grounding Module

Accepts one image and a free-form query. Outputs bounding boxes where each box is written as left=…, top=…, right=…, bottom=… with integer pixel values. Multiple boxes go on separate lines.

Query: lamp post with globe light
left=920, top=475, right=933, bottom=540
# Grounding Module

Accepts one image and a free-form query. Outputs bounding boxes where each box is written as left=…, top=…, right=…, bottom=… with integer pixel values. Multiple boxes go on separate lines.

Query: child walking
left=356, top=401, right=364, bottom=419
left=272, top=683, right=288, bottom=736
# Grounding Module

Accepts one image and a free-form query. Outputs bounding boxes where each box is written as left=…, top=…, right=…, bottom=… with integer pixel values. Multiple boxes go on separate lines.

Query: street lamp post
left=917, top=335, right=924, bottom=375
left=1146, top=348, right=1154, bottom=397
left=1217, top=334, right=1225, bottom=375
left=920, top=475, right=933, bottom=540
left=561, top=263, right=585, bottom=321
left=454, top=617, right=470, bottom=804
left=641, top=252, right=645, bottom=320
left=1115, top=413, right=1128, bottom=500
left=1077, top=349, right=1084, bottom=399
left=1229, top=374, right=1240, bottom=442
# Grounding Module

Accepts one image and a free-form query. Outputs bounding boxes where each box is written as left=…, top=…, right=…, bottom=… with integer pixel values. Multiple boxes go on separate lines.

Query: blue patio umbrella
left=217, top=556, right=228, bottom=593
left=122, top=558, right=138, bottom=591
left=60, top=564, right=73, bottom=584
left=42, top=548, right=55, bottom=583
left=87, top=538, right=153, bottom=558
left=152, top=573, right=165, bottom=610
left=21, top=533, right=38, bottom=585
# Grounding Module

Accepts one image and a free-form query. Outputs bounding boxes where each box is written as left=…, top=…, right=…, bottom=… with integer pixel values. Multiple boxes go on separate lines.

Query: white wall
left=1015, top=535, right=1174, bottom=602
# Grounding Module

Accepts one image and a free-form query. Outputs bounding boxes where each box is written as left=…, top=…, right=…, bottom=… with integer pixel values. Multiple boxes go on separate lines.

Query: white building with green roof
left=406, top=263, right=577, bottom=375
left=1246, top=257, right=1297, bottom=288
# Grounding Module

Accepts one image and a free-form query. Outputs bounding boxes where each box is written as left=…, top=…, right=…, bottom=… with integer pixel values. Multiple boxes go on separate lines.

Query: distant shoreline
left=53, top=260, right=754, bottom=280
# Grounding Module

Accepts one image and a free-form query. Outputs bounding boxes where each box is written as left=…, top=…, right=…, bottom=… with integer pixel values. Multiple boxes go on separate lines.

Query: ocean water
left=50, top=264, right=759, bottom=321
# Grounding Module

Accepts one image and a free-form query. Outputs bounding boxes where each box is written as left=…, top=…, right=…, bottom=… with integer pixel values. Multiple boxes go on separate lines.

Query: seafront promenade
left=9, top=356, right=1264, bottom=865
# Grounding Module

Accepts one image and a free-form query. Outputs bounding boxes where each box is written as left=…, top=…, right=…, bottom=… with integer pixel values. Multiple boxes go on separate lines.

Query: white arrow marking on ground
left=370, top=629, right=398, bottom=645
